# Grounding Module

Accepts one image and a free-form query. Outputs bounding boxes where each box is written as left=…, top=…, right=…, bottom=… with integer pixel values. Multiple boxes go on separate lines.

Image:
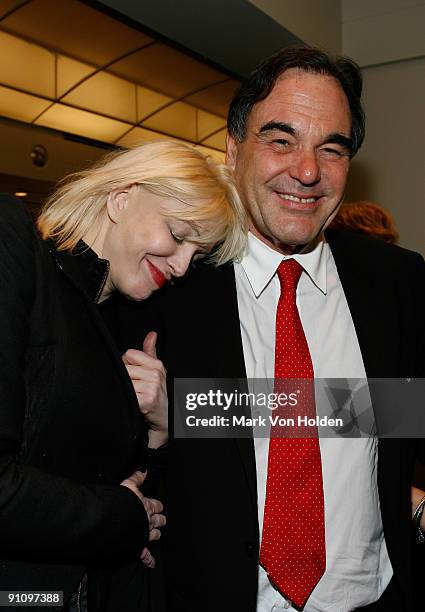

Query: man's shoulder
left=167, top=261, right=236, bottom=298
left=325, top=228, right=424, bottom=270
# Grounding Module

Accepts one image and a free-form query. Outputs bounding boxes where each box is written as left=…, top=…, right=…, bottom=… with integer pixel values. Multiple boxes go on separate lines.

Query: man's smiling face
left=226, top=69, right=352, bottom=254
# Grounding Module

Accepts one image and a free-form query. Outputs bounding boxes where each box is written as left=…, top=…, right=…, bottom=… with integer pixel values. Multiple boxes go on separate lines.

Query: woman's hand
left=140, top=547, right=156, bottom=569
left=120, top=470, right=166, bottom=568
left=122, top=332, right=168, bottom=448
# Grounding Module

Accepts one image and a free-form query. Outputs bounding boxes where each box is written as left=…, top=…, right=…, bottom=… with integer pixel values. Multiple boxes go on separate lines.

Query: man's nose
left=289, top=149, right=321, bottom=185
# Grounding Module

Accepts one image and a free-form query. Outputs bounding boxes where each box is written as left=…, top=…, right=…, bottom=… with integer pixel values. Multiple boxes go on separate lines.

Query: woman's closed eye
left=170, top=230, right=185, bottom=244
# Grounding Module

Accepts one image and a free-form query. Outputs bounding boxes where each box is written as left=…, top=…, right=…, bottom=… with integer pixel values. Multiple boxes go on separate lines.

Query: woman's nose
left=167, top=245, right=196, bottom=278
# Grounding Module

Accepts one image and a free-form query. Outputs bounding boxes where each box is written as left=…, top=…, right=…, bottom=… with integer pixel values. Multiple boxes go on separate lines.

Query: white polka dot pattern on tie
left=260, top=259, right=326, bottom=609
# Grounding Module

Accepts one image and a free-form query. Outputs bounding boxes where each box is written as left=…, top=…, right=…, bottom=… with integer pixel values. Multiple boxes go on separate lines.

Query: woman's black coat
left=0, top=195, right=149, bottom=608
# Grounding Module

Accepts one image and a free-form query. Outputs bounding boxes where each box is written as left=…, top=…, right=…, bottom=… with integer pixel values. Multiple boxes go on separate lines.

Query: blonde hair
left=37, top=141, right=247, bottom=265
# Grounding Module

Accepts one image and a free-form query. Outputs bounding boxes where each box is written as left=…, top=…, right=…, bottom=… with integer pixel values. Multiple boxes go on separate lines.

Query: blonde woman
left=0, top=141, right=246, bottom=610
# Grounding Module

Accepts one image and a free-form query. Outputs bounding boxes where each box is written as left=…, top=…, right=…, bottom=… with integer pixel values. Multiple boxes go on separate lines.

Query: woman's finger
left=122, top=470, right=147, bottom=489
left=150, top=513, right=167, bottom=529
left=125, top=363, right=165, bottom=381
left=122, top=348, right=164, bottom=370
left=148, top=528, right=162, bottom=542
left=140, top=547, right=156, bottom=568
left=142, top=331, right=157, bottom=358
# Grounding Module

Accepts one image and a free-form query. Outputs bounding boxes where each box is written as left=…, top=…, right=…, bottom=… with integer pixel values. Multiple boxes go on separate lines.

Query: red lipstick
left=146, top=259, right=167, bottom=289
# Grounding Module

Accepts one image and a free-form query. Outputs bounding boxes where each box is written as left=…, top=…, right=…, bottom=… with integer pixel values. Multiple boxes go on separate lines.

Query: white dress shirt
left=234, top=232, right=392, bottom=612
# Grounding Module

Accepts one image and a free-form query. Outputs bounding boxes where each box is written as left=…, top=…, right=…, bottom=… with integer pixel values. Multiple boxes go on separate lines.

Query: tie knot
left=277, top=258, right=303, bottom=290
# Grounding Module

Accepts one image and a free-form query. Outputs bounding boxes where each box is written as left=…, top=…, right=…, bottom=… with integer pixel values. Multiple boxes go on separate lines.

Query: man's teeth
left=278, top=193, right=318, bottom=203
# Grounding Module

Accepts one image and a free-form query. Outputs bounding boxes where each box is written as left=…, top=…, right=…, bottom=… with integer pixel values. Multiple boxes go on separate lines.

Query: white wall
left=248, top=0, right=342, bottom=53
left=343, top=0, right=425, bottom=255
left=342, top=0, right=425, bottom=67
left=345, top=57, right=425, bottom=255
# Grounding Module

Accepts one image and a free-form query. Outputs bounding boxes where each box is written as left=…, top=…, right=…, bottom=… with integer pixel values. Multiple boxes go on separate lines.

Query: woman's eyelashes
left=170, top=230, right=185, bottom=244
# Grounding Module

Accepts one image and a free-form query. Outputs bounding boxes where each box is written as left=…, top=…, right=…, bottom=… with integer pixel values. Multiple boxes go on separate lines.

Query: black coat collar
left=49, top=241, right=110, bottom=303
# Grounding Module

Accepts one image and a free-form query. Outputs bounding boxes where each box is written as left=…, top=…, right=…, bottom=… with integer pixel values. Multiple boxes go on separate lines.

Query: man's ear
left=226, top=132, right=239, bottom=171
left=106, top=187, right=131, bottom=223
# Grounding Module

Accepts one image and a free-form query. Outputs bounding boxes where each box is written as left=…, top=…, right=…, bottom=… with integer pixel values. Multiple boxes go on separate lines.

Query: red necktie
left=260, top=259, right=326, bottom=608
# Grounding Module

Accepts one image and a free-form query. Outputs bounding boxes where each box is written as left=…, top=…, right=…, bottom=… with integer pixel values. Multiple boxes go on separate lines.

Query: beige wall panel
left=0, top=1, right=24, bottom=18
left=343, top=3, right=425, bottom=66
left=0, top=31, right=54, bottom=97
left=56, top=56, right=94, bottom=98
left=35, top=104, right=129, bottom=143
left=342, top=0, right=425, bottom=22
left=197, top=110, right=226, bottom=142
left=0, top=87, right=51, bottom=122
left=117, top=127, right=171, bottom=148
left=1, top=0, right=151, bottom=66
left=142, top=102, right=197, bottom=141
left=248, top=0, right=341, bottom=53
left=186, top=80, right=240, bottom=118
left=345, top=57, right=425, bottom=256
left=136, top=86, right=171, bottom=122
left=111, top=43, right=224, bottom=98
left=62, top=72, right=137, bottom=123
left=202, top=129, right=226, bottom=151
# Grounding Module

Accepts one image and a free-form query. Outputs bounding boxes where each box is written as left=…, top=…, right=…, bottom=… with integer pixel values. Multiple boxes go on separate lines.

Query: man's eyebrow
left=258, top=122, right=353, bottom=154
left=323, top=133, right=353, bottom=153
left=258, top=121, right=296, bottom=136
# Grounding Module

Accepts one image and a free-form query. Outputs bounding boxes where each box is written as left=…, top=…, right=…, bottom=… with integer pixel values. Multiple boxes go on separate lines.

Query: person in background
left=330, top=200, right=399, bottom=243
left=0, top=140, right=246, bottom=611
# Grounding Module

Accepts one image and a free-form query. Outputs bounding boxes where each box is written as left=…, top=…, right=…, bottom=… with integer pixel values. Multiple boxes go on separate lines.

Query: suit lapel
left=326, top=230, right=397, bottom=378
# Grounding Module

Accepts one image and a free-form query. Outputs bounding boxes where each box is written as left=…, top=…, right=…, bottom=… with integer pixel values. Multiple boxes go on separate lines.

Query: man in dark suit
left=105, top=46, right=425, bottom=611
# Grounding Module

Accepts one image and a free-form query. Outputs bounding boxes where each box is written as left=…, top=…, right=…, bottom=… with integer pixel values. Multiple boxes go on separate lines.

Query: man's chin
left=271, top=229, right=325, bottom=255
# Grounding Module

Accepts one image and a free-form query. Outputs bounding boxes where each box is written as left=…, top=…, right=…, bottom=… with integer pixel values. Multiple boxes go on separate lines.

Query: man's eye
left=322, top=147, right=345, bottom=157
left=272, top=139, right=290, bottom=146
left=171, top=231, right=184, bottom=244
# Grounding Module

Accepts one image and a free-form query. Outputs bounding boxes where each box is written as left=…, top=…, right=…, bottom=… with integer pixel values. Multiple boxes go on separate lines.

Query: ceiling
left=96, top=0, right=302, bottom=78
left=0, top=0, right=250, bottom=154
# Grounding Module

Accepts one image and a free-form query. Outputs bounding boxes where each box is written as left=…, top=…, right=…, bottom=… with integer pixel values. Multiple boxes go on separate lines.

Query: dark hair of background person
left=227, top=45, right=365, bottom=158
left=329, top=201, right=399, bottom=243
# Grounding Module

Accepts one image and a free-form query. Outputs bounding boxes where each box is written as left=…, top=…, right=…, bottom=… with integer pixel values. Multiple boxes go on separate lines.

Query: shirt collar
left=239, top=232, right=328, bottom=298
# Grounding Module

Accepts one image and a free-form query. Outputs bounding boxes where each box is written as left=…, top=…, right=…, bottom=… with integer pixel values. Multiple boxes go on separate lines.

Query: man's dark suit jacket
left=104, top=230, right=425, bottom=612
